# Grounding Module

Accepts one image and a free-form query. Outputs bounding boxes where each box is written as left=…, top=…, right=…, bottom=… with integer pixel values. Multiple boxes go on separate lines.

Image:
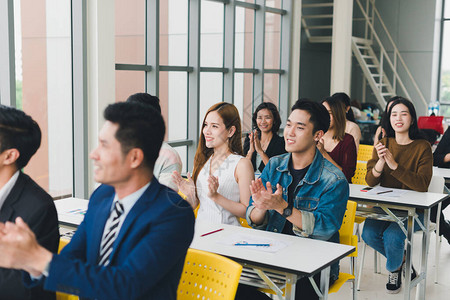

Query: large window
left=114, top=0, right=293, bottom=173
left=439, top=0, right=450, bottom=116
left=12, top=0, right=73, bottom=198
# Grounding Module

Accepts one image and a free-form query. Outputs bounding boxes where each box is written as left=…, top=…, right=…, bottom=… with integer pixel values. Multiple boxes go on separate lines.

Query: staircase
left=301, top=0, right=426, bottom=109
left=351, top=37, right=395, bottom=106
left=301, top=2, right=333, bottom=43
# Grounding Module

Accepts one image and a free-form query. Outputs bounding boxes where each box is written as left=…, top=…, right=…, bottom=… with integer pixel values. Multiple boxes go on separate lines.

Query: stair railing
left=355, top=0, right=427, bottom=109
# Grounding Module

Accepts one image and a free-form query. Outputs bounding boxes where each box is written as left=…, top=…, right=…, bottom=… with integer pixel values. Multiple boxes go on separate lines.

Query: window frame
left=115, top=0, right=293, bottom=171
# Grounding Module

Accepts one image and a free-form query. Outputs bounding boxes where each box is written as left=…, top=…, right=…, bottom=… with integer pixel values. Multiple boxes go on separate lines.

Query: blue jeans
left=362, top=213, right=424, bottom=272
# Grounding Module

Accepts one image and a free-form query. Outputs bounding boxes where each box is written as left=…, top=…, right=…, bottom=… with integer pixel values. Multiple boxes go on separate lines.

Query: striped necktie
left=98, top=200, right=124, bottom=266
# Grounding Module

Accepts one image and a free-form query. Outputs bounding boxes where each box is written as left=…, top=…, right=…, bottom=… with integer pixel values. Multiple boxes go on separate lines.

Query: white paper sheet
left=365, top=186, right=407, bottom=197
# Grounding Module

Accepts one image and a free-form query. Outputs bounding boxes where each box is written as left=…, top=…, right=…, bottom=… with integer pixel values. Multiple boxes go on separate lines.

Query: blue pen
left=234, top=243, right=270, bottom=247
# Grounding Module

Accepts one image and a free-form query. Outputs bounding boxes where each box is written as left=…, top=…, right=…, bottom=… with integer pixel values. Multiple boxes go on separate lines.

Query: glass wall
left=13, top=0, right=73, bottom=198
left=113, top=0, right=292, bottom=172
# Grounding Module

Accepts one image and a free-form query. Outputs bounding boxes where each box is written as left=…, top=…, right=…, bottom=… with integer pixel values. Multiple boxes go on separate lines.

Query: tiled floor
left=330, top=208, right=450, bottom=299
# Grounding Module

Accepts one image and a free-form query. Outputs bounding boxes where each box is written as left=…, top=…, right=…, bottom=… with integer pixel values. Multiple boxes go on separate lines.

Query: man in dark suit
left=0, top=101, right=195, bottom=300
left=0, top=105, right=59, bottom=300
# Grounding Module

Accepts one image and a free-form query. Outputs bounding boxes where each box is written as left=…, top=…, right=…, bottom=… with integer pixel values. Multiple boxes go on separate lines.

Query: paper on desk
left=218, top=233, right=291, bottom=253
left=365, top=186, right=407, bottom=197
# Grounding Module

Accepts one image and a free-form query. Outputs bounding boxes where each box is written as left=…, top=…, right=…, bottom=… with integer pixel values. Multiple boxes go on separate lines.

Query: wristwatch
left=282, top=202, right=293, bottom=218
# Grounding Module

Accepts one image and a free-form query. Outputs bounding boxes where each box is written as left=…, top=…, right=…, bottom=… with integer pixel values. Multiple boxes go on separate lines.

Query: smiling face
left=284, top=109, right=320, bottom=154
left=202, top=111, right=234, bottom=149
left=89, top=121, right=133, bottom=186
left=390, top=103, right=412, bottom=134
left=256, top=108, right=274, bottom=133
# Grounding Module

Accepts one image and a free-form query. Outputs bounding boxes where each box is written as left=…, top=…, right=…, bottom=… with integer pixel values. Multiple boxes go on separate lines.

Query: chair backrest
left=357, top=144, right=374, bottom=162
left=58, top=238, right=70, bottom=254
left=240, top=218, right=251, bottom=228
left=339, top=201, right=357, bottom=247
left=351, top=162, right=368, bottom=185
left=428, top=175, right=445, bottom=193
left=177, top=248, right=243, bottom=300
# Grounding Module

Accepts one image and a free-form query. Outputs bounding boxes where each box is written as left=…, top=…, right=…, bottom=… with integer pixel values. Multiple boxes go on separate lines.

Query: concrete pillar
left=87, top=0, right=115, bottom=192
left=330, top=0, right=353, bottom=95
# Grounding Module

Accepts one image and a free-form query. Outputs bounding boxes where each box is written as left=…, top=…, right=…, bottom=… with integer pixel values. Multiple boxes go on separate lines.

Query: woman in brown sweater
left=362, top=97, right=432, bottom=294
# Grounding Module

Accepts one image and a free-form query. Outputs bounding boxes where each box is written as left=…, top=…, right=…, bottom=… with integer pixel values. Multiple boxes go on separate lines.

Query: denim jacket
left=245, top=150, right=349, bottom=281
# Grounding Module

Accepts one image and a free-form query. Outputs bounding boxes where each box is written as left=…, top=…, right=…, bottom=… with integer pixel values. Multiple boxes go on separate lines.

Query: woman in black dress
left=243, top=102, right=286, bottom=173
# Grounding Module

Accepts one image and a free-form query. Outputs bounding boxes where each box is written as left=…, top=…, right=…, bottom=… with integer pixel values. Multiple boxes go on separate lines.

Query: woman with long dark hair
left=318, top=97, right=357, bottom=182
left=331, top=92, right=361, bottom=150
left=243, top=102, right=286, bottom=173
left=373, top=96, right=401, bottom=145
left=172, top=102, right=254, bottom=225
left=362, top=97, right=432, bottom=294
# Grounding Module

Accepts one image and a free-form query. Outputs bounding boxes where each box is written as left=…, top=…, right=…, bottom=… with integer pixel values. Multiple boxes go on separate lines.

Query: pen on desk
left=234, top=243, right=271, bottom=247
left=200, top=228, right=224, bottom=237
left=377, top=190, right=393, bottom=195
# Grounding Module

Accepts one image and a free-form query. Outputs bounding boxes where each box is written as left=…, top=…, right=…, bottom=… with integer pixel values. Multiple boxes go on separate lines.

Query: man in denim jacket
left=236, top=100, right=349, bottom=300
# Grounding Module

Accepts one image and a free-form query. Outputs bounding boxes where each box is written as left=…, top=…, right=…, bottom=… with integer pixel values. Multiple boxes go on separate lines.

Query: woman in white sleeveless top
left=172, top=102, right=254, bottom=226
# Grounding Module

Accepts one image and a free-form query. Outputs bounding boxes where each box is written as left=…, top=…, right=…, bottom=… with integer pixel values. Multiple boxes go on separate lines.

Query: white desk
left=54, top=197, right=88, bottom=228
left=349, top=184, right=449, bottom=300
left=433, top=166, right=450, bottom=184
left=191, top=221, right=355, bottom=300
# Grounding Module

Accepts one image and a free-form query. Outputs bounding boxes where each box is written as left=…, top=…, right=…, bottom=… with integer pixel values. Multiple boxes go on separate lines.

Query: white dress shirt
left=0, top=170, right=20, bottom=211
left=98, top=182, right=151, bottom=257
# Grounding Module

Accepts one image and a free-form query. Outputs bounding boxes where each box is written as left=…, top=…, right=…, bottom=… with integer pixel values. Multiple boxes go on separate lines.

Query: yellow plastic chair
left=258, top=201, right=358, bottom=299
left=351, top=162, right=368, bottom=186
left=328, top=200, right=358, bottom=299
left=352, top=162, right=368, bottom=239
left=357, top=144, right=374, bottom=162
left=177, top=248, right=243, bottom=300
left=56, top=239, right=79, bottom=300
left=240, top=218, right=251, bottom=228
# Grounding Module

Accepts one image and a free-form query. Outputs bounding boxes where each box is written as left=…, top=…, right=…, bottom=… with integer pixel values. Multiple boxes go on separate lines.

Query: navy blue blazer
left=31, top=179, right=195, bottom=300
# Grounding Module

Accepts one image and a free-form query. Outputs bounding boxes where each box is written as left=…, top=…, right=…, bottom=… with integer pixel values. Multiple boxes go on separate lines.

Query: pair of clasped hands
left=247, top=129, right=265, bottom=155
left=172, top=171, right=221, bottom=201
left=172, top=170, right=284, bottom=211
left=0, top=217, right=45, bottom=277
left=374, top=142, right=398, bottom=172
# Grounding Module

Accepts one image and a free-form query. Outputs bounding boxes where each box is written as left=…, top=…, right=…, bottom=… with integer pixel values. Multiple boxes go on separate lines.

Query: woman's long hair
left=378, top=96, right=401, bottom=141
left=323, top=96, right=347, bottom=141
left=331, top=92, right=355, bottom=122
left=385, top=97, right=423, bottom=140
left=192, top=102, right=243, bottom=183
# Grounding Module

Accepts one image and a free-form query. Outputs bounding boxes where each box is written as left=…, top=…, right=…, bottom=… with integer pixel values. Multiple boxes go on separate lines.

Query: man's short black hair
left=104, top=101, right=165, bottom=169
left=126, top=93, right=161, bottom=114
left=291, top=99, right=330, bottom=134
left=0, top=105, right=41, bottom=169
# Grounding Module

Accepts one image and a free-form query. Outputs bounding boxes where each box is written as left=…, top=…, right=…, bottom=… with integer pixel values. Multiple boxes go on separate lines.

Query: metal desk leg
left=416, top=209, right=430, bottom=300
left=404, top=213, right=414, bottom=300
left=319, top=266, right=330, bottom=300
left=285, top=273, right=297, bottom=300
left=435, top=202, right=442, bottom=284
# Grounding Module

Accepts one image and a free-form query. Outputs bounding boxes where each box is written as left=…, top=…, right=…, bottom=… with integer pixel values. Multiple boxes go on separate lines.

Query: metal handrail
left=355, top=1, right=410, bottom=100
left=355, top=0, right=427, bottom=109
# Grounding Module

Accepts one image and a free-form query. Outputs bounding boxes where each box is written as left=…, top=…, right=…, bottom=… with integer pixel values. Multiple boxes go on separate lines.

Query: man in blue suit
left=0, top=101, right=195, bottom=300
